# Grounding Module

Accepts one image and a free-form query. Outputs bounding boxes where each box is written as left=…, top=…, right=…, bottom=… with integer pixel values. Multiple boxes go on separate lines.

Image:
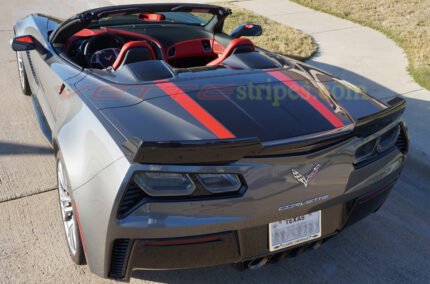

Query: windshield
left=89, top=11, right=215, bottom=28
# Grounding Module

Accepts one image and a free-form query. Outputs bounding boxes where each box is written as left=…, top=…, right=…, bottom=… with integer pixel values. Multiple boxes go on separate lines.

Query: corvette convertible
left=11, top=3, right=408, bottom=281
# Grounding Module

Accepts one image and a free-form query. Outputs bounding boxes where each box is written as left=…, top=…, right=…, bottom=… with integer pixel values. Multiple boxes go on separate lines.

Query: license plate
left=269, top=211, right=321, bottom=252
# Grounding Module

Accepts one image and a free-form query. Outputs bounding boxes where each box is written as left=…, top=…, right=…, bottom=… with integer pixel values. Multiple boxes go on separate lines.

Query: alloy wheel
left=57, top=161, right=78, bottom=255
left=16, top=51, right=26, bottom=91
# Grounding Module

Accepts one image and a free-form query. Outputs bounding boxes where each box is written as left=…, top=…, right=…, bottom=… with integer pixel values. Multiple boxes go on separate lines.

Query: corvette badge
left=292, top=164, right=321, bottom=188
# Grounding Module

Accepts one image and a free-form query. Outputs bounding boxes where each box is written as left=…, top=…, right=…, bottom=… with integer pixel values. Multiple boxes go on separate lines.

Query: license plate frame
left=269, top=211, right=321, bottom=252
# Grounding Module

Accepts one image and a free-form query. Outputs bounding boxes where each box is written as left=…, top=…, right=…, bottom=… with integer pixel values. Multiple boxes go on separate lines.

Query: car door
left=29, top=17, right=83, bottom=129
left=33, top=52, right=83, bottom=121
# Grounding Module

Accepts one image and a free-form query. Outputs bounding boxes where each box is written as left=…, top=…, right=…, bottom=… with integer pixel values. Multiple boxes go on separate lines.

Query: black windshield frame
left=51, top=3, right=231, bottom=44
left=87, top=12, right=216, bottom=29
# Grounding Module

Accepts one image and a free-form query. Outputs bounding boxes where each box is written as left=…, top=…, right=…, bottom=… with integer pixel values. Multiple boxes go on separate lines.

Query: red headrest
left=207, top=38, right=255, bottom=66
left=112, top=41, right=156, bottom=70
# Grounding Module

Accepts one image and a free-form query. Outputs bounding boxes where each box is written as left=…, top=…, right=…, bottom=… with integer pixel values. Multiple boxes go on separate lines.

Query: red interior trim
left=212, top=40, right=225, bottom=54
left=207, top=38, right=255, bottom=66
left=67, top=28, right=228, bottom=63
left=267, top=71, right=345, bottom=128
left=166, top=38, right=219, bottom=60
left=156, top=82, right=235, bottom=139
left=139, top=13, right=165, bottom=21
left=73, top=28, right=105, bottom=37
left=112, top=41, right=156, bottom=70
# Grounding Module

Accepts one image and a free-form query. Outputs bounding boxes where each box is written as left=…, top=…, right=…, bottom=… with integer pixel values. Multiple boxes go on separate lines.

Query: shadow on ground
left=0, top=141, right=53, bottom=155
left=309, top=60, right=400, bottom=100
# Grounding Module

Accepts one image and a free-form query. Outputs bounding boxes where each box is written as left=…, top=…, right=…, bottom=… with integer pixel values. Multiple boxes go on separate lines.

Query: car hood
left=92, top=63, right=386, bottom=143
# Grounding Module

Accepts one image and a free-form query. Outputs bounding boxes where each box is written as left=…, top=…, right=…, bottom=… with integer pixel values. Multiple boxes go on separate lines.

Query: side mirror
left=230, top=23, right=262, bottom=39
left=11, top=35, right=36, bottom=51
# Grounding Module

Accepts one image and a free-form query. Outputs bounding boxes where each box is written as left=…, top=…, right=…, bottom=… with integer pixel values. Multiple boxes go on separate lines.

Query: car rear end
left=71, top=62, right=408, bottom=280
left=103, top=120, right=407, bottom=281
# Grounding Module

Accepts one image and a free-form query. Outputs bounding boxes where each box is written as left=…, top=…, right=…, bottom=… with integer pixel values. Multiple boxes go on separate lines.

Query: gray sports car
left=11, top=3, right=408, bottom=281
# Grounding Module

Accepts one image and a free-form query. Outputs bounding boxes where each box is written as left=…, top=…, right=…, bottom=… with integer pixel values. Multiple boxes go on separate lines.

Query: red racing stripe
left=267, top=71, right=345, bottom=128
left=156, top=82, right=235, bottom=139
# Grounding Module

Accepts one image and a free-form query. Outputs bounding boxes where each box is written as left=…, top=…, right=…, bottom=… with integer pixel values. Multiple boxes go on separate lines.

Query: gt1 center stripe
left=156, top=82, right=235, bottom=139
left=267, top=71, right=345, bottom=128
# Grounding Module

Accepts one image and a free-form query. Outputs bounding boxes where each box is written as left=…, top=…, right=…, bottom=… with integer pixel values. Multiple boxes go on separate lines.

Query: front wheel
left=57, top=155, right=86, bottom=265
left=15, top=51, right=31, bottom=96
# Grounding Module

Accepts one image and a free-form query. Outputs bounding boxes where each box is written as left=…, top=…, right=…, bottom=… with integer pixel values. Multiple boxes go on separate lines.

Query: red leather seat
left=112, top=41, right=156, bottom=70
left=207, top=38, right=255, bottom=66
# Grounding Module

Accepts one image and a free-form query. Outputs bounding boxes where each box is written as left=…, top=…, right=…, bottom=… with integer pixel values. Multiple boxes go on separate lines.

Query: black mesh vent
left=117, top=183, right=147, bottom=218
left=396, top=127, right=408, bottom=153
left=109, top=239, right=131, bottom=280
left=26, top=51, right=39, bottom=86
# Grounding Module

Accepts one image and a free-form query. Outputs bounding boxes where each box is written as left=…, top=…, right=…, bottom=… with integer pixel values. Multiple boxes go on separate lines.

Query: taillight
left=118, top=172, right=245, bottom=218
left=133, top=172, right=244, bottom=197
left=355, top=125, right=402, bottom=165
left=134, top=172, right=195, bottom=197
left=196, top=173, right=241, bottom=193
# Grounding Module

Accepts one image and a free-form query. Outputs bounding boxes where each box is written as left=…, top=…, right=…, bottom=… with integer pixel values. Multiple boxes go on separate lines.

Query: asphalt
left=0, top=0, right=429, bottom=283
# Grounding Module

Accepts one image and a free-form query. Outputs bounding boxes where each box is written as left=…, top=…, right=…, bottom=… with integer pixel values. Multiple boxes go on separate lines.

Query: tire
left=15, top=51, right=31, bottom=96
left=57, top=154, right=86, bottom=265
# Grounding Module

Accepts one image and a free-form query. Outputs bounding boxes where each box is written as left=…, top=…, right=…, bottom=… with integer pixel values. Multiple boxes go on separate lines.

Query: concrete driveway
left=0, top=0, right=429, bottom=283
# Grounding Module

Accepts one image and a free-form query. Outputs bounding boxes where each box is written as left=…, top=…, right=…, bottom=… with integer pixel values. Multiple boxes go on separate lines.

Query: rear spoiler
left=121, top=137, right=263, bottom=165
left=354, top=97, right=406, bottom=137
left=122, top=97, right=406, bottom=164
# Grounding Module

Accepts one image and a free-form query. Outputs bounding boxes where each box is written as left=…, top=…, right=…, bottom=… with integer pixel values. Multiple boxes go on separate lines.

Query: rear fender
left=53, top=82, right=125, bottom=191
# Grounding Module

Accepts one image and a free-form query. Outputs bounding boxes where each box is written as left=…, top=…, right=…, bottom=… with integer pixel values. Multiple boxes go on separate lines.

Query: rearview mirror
left=230, top=23, right=263, bottom=39
left=10, top=35, right=36, bottom=51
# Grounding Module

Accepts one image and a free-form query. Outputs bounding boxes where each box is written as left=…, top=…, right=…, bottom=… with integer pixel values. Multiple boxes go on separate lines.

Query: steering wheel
left=84, top=33, right=124, bottom=68
left=89, top=48, right=121, bottom=69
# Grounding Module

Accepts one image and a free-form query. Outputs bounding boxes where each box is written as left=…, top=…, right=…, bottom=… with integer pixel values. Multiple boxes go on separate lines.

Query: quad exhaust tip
left=247, top=256, right=269, bottom=270
left=238, top=239, right=326, bottom=271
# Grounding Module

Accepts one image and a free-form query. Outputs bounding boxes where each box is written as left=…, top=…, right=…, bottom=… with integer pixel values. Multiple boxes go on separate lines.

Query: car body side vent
left=117, top=183, right=147, bottom=219
left=396, top=126, right=408, bottom=153
left=26, top=50, right=39, bottom=86
left=109, top=239, right=131, bottom=280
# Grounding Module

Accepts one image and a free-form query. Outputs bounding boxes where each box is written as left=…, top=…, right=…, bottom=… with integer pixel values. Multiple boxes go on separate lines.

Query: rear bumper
left=113, top=171, right=400, bottom=281
left=74, top=125, right=407, bottom=280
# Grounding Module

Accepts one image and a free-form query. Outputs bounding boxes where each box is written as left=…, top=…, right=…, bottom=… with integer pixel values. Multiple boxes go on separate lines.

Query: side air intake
left=109, top=239, right=131, bottom=280
left=117, top=183, right=147, bottom=219
left=395, top=126, right=408, bottom=153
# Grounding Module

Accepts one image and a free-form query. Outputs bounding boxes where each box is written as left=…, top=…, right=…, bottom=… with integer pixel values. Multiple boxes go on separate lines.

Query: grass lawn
left=291, top=0, right=430, bottom=90
left=217, top=2, right=317, bottom=61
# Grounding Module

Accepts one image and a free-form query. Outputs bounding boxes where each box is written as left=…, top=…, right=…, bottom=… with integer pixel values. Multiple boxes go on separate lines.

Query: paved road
left=0, top=0, right=429, bottom=283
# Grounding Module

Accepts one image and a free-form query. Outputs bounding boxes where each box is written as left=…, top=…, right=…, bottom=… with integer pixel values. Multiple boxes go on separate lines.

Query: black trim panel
left=122, top=137, right=263, bottom=164
left=354, top=97, right=406, bottom=137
